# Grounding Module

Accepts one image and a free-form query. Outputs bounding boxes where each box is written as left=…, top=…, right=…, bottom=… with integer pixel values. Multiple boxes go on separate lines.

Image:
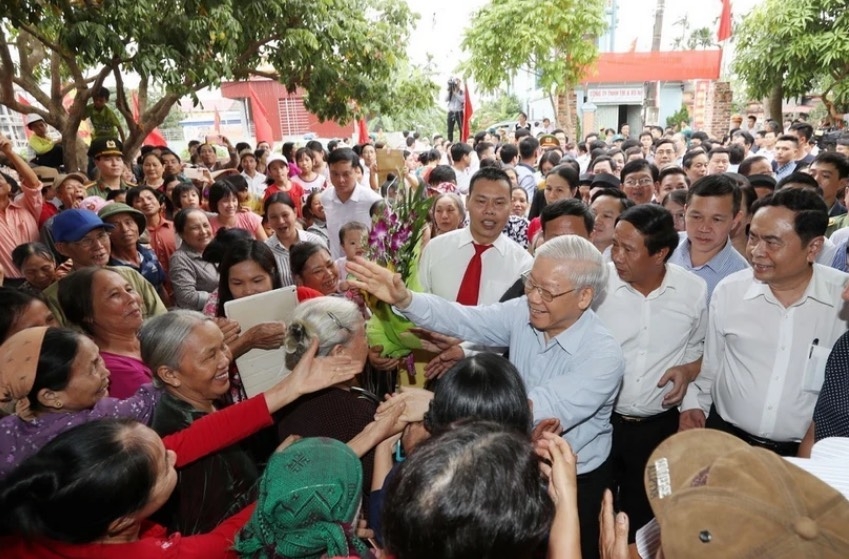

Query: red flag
left=461, top=86, right=473, bottom=142
left=132, top=91, right=168, bottom=146
left=717, top=0, right=732, bottom=42
left=213, top=107, right=221, bottom=133
left=356, top=118, right=369, bottom=144
left=247, top=86, right=274, bottom=143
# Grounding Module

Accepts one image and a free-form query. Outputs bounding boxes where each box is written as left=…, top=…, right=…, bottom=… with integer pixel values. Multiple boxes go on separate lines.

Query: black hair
left=382, top=421, right=553, bottom=559
left=682, top=149, right=708, bottom=170
left=305, top=140, right=325, bottom=158
left=620, top=159, right=659, bottom=183
left=94, top=87, right=110, bottom=100
left=221, top=173, right=250, bottom=193
left=22, top=328, right=83, bottom=412
left=449, top=142, right=473, bottom=163
left=754, top=188, right=828, bottom=245
left=789, top=122, right=814, bottom=143
left=58, top=266, right=116, bottom=335
left=289, top=241, right=331, bottom=278
left=514, top=128, right=531, bottom=141
left=686, top=174, right=742, bottom=215
left=207, top=180, right=239, bottom=213
left=0, top=417, right=157, bottom=543
left=616, top=204, right=679, bottom=262
left=468, top=167, right=511, bottom=197
left=498, top=144, right=518, bottom=165
left=125, top=185, right=165, bottom=211
left=263, top=192, right=296, bottom=215
left=731, top=130, right=754, bottom=147
left=728, top=144, right=745, bottom=165
left=518, top=137, right=539, bottom=159
left=105, top=189, right=126, bottom=202
left=589, top=155, right=614, bottom=173
left=281, top=142, right=296, bottom=161
left=0, top=288, right=46, bottom=343
left=540, top=198, right=594, bottom=237
left=546, top=163, right=579, bottom=191
left=737, top=155, right=770, bottom=177
left=11, top=242, right=54, bottom=272
left=170, top=183, right=201, bottom=211
left=661, top=189, right=688, bottom=208
left=327, top=147, right=358, bottom=167
left=474, top=141, right=494, bottom=159
left=658, top=165, right=689, bottom=186
left=303, top=190, right=322, bottom=222
left=777, top=134, right=799, bottom=146
left=294, top=147, right=316, bottom=165
left=691, top=131, right=710, bottom=143
left=707, top=146, right=730, bottom=160
left=201, top=227, right=253, bottom=266
left=235, top=142, right=251, bottom=154
left=813, top=152, right=849, bottom=179
left=537, top=150, right=562, bottom=173
left=216, top=239, right=282, bottom=316
left=418, top=149, right=441, bottom=166
left=423, top=355, right=533, bottom=437
left=777, top=172, right=821, bottom=194
left=428, top=165, right=457, bottom=186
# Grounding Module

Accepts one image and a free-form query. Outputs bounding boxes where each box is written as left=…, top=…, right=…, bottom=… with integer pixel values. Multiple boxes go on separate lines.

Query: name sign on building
left=587, top=87, right=645, bottom=104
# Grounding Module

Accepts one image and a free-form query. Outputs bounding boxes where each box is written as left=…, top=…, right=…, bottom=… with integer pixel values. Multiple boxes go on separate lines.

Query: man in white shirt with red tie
left=418, top=167, right=533, bottom=369
left=681, top=188, right=849, bottom=456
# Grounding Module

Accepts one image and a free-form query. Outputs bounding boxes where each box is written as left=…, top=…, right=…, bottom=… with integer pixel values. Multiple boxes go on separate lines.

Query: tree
left=471, top=92, right=523, bottom=131
left=460, top=0, right=607, bottom=139
left=0, top=0, right=436, bottom=170
left=733, top=0, right=849, bottom=126
left=687, top=27, right=716, bottom=50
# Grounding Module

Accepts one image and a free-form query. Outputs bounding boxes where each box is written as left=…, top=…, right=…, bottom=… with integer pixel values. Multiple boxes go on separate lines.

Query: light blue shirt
left=402, top=293, right=625, bottom=474
left=668, top=232, right=749, bottom=303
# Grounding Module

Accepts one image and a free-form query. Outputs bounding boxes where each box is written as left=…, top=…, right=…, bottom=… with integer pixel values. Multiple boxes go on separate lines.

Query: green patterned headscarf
left=233, top=437, right=368, bottom=559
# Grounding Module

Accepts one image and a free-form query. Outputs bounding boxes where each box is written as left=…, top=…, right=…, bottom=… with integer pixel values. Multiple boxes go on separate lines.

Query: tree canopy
left=460, top=0, right=607, bottom=135
left=1, top=0, right=436, bottom=169
left=733, top=0, right=849, bottom=119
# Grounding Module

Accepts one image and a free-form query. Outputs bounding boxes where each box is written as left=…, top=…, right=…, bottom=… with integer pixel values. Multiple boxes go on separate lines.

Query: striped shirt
left=668, top=232, right=749, bottom=303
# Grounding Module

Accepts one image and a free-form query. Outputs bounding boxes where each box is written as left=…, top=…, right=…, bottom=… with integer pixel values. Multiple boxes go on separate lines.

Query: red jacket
left=1, top=395, right=272, bottom=559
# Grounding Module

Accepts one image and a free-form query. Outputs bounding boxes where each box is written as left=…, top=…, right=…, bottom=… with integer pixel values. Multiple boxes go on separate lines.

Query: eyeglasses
left=521, top=271, right=577, bottom=303
left=73, top=230, right=110, bottom=249
left=623, top=178, right=654, bottom=188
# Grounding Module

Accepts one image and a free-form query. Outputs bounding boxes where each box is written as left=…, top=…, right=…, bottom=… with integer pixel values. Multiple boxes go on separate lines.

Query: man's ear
left=805, top=236, right=825, bottom=263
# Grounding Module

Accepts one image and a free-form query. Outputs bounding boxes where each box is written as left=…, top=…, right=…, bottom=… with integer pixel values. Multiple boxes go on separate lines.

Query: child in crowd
left=335, top=221, right=369, bottom=291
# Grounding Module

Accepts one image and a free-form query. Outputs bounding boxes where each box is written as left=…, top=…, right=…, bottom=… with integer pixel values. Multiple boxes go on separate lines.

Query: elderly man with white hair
left=347, top=235, right=624, bottom=559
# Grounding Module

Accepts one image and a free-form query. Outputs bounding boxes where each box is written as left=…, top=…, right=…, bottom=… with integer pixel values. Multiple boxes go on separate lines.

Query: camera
left=448, top=78, right=459, bottom=87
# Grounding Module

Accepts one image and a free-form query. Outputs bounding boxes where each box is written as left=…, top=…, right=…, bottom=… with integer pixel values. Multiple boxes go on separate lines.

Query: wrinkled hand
left=287, top=338, right=360, bottom=396
left=658, top=365, right=691, bottom=407
left=538, top=433, right=577, bottom=507
left=424, top=345, right=464, bottom=379
left=409, top=328, right=462, bottom=353
left=376, top=387, right=433, bottom=423
left=369, top=345, right=401, bottom=371
left=246, top=321, right=287, bottom=350
left=678, top=409, right=706, bottom=431
left=213, top=317, right=241, bottom=346
left=531, top=418, right=562, bottom=443
left=346, top=257, right=411, bottom=308
left=600, top=489, right=630, bottom=559
left=371, top=400, right=408, bottom=442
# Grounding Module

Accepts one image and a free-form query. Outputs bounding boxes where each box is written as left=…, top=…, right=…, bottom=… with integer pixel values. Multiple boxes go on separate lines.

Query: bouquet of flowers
left=362, top=178, right=434, bottom=380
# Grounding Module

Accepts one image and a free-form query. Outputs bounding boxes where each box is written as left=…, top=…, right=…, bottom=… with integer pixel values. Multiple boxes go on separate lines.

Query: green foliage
left=733, top=0, right=849, bottom=109
left=460, top=0, right=607, bottom=96
left=472, top=92, right=523, bottom=130
left=0, top=0, right=436, bottom=169
left=665, top=104, right=690, bottom=129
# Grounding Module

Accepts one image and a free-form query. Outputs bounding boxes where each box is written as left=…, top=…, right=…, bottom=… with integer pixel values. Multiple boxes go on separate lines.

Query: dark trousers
left=32, top=144, right=64, bottom=169
left=447, top=110, right=463, bottom=142
left=611, top=408, right=679, bottom=542
left=706, top=404, right=800, bottom=456
left=576, top=457, right=612, bottom=559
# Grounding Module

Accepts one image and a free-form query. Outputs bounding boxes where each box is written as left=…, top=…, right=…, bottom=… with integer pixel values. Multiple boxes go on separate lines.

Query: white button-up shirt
left=242, top=172, right=268, bottom=198
left=595, top=263, right=707, bottom=417
left=418, top=227, right=533, bottom=305
left=323, top=184, right=382, bottom=259
left=683, top=264, right=849, bottom=441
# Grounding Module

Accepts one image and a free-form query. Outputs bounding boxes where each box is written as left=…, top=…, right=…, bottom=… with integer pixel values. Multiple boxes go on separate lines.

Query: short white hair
left=284, top=297, right=361, bottom=370
left=534, top=236, right=608, bottom=299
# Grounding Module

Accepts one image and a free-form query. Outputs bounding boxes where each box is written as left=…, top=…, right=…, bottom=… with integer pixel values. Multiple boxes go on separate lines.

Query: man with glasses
left=346, top=235, right=624, bottom=559
left=594, top=203, right=707, bottom=543
left=652, top=138, right=677, bottom=170
left=42, top=209, right=166, bottom=326
left=620, top=159, right=659, bottom=206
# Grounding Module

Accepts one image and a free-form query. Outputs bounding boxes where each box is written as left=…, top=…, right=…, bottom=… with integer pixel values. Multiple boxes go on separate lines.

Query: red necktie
left=456, top=243, right=493, bottom=306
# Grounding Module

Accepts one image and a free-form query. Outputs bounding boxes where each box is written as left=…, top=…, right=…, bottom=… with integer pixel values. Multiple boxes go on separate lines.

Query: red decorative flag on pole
left=356, top=118, right=369, bottom=144
left=247, top=86, right=274, bottom=144
left=132, top=91, right=168, bottom=146
left=461, top=86, right=473, bottom=142
left=717, top=0, right=732, bottom=42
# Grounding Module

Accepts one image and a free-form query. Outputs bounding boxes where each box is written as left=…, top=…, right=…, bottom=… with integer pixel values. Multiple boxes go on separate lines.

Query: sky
left=405, top=0, right=763, bottom=82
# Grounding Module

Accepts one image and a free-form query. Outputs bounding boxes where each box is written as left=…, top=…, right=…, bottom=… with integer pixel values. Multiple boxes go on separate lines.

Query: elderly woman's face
left=164, top=320, right=231, bottom=406
left=6, top=299, right=56, bottom=341
left=298, top=249, right=338, bottom=295
left=52, top=335, right=110, bottom=411
left=20, top=253, right=56, bottom=291
left=336, top=318, right=368, bottom=369
left=91, top=269, right=144, bottom=333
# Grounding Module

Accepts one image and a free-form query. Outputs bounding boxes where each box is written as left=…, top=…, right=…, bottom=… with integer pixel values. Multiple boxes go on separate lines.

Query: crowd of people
left=0, top=107, right=848, bottom=559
